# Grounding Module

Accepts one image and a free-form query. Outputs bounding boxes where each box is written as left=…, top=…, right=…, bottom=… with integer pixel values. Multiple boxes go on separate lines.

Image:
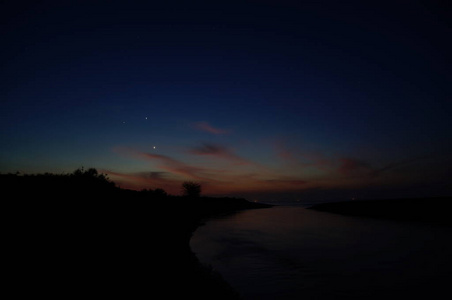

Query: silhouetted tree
left=154, top=188, right=167, bottom=197
left=71, top=167, right=115, bottom=188
left=182, top=181, right=201, bottom=198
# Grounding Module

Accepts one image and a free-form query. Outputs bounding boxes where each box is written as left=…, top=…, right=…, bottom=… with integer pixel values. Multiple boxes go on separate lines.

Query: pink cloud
left=112, top=147, right=210, bottom=180
left=110, top=146, right=313, bottom=195
left=337, top=158, right=374, bottom=176
left=272, top=141, right=336, bottom=171
left=274, top=142, right=298, bottom=163
left=193, top=121, right=230, bottom=135
left=335, top=156, right=426, bottom=178
left=102, top=169, right=182, bottom=194
left=141, top=152, right=210, bottom=180
left=370, top=156, right=430, bottom=178
left=189, top=143, right=252, bottom=165
left=260, top=178, right=308, bottom=186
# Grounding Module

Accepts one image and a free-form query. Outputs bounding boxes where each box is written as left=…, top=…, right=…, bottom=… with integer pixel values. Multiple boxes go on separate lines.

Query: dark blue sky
left=1, top=0, right=451, bottom=200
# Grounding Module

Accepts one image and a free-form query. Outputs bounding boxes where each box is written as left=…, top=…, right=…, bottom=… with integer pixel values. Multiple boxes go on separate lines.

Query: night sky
left=1, top=0, right=451, bottom=201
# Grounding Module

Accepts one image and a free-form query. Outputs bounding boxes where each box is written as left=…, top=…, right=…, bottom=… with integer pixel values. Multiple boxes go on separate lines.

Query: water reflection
left=191, top=206, right=452, bottom=299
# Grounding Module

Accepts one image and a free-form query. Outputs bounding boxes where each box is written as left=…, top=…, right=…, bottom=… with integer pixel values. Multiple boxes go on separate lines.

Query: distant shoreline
left=308, top=197, right=452, bottom=226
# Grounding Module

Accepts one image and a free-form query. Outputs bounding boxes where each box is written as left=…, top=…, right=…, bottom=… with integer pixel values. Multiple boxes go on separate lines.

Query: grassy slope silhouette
left=2, top=169, right=270, bottom=299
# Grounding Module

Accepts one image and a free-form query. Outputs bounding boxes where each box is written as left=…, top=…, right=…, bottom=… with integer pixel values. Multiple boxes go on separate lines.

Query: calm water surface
left=191, top=206, right=452, bottom=299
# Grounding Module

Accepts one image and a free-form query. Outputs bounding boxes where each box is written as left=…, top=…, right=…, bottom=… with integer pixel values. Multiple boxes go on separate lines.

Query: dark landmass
left=2, top=171, right=270, bottom=299
left=308, top=197, right=452, bottom=226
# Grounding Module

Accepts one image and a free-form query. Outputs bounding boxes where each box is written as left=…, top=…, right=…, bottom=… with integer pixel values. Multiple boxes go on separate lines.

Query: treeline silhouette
left=2, top=169, right=270, bottom=299
left=2, top=168, right=116, bottom=198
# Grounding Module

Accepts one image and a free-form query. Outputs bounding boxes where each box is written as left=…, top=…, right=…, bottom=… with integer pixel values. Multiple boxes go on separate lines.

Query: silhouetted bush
left=154, top=188, right=167, bottom=197
left=140, top=188, right=168, bottom=199
left=71, top=167, right=114, bottom=186
left=182, top=181, right=202, bottom=198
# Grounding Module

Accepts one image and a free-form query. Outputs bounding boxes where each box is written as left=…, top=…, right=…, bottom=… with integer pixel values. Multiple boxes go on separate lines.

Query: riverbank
left=2, top=172, right=270, bottom=298
left=308, top=197, right=452, bottom=226
left=7, top=197, right=270, bottom=298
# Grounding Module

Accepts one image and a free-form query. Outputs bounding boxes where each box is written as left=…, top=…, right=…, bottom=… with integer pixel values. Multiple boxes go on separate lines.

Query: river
left=191, top=205, right=452, bottom=299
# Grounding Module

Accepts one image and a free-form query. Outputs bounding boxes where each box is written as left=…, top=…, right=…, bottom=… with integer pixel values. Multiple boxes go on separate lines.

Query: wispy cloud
left=141, top=152, right=211, bottom=180
left=189, top=143, right=252, bottom=165
left=274, top=142, right=299, bottom=164
left=110, top=145, right=311, bottom=195
left=337, top=158, right=374, bottom=176
left=272, top=140, right=335, bottom=171
left=261, top=178, right=308, bottom=186
left=109, top=142, right=447, bottom=200
left=335, top=155, right=432, bottom=181
left=192, top=121, right=230, bottom=135
left=102, top=169, right=181, bottom=193
left=112, top=147, right=210, bottom=180
left=370, top=155, right=430, bottom=178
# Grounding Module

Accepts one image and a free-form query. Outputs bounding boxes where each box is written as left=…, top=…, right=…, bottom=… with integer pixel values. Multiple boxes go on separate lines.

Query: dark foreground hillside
left=2, top=172, right=270, bottom=298
left=309, top=197, right=452, bottom=226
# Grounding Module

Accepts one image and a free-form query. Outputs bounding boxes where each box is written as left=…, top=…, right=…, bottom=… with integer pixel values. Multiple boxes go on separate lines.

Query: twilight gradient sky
left=1, top=0, right=451, bottom=201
